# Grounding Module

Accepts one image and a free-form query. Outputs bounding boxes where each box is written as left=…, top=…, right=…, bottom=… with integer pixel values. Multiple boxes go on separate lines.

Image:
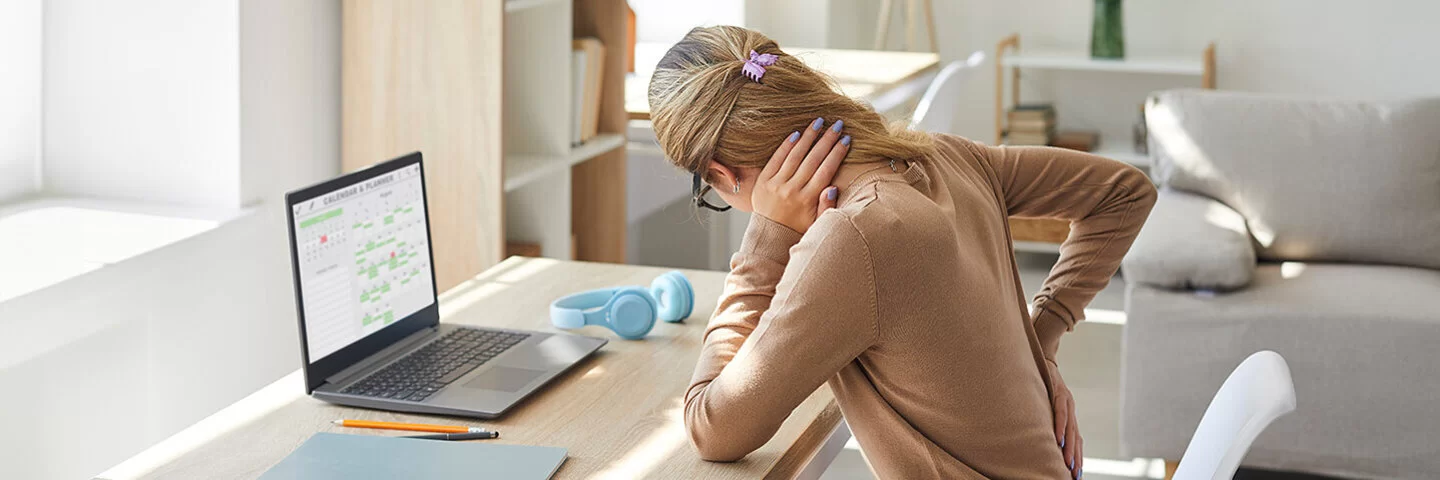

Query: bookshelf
left=505, top=133, right=625, bottom=192
left=1001, top=50, right=1207, bottom=75
left=502, top=0, right=628, bottom=262
left=342, top=0, right=629, bottom=285
left=993, top=33, right=1215, bottom=253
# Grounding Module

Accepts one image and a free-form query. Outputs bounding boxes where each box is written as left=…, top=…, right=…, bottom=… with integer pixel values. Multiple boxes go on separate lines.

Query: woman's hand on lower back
left=1048, top=359, right=1084, bottom=479
left=751, top=118, right=850, bottom=234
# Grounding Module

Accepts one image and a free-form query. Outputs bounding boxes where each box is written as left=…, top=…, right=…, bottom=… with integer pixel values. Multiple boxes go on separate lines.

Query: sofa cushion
left=1146, top=89, right=1440, bottom=269
left=1123, top=189, right=1256, bottom=290
left=1122, top=263, right=1440, bottom=476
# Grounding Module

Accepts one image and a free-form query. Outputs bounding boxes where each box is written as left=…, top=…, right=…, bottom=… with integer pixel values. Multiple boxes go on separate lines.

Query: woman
left=648, top=26, right=1155, bottom=479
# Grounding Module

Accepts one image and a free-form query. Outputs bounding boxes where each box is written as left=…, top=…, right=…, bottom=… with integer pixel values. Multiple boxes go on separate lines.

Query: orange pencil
left=332, top=419, right=490, bottom=434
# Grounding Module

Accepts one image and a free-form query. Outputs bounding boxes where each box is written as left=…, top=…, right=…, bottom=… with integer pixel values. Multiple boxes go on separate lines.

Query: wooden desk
left=101, top=258, right=842, bottom=480
left=626, top=42, right=940, bottom=121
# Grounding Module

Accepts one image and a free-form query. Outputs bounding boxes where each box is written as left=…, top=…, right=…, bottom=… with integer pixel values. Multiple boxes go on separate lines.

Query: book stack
left=571, top=38, right=606, bottom=146
left=1005, top=103, right=1056, bottom=146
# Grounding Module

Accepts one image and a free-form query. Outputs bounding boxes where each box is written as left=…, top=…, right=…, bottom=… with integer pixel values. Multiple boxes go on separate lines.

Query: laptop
left=285, top=152, right=606, bottom=418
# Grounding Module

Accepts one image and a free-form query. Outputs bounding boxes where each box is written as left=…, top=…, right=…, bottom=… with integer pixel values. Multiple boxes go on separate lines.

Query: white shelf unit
left=994, top=36, right=1216, bottom=164
left=505, top=133, right=625, bottom=192
left=994, top=34, right=1215, bottom=249
left=1001, top=50, right=1205, bottom=75
left=504, top=0, right=573, bottom=260
left=999, top=49, right=1207, bottom=168
left=502, top=0, right=627, bottom=260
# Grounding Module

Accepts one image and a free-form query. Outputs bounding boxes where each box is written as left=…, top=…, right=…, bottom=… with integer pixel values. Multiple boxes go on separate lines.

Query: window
left=0, top=0, right=42, bottom=204
left=1, top=0, right=253, bottom=301
left=42, top=0, right=241, bottom=208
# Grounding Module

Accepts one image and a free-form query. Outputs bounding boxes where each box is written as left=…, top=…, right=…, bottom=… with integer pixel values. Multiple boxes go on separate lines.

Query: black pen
left=402, top=431, right=500, bottom=441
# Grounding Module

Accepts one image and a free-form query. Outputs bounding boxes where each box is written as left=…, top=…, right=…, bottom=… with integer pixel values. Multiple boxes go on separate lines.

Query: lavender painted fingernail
left=831, top=119, right=844, bottom=132
left=827, top=187, right=838, bottom=200
left=1060, top=438, right=1065, bottom=448
left=840, top=135, right=851, bottom=146
left=787, top=131, right=800, bottom=143
left=811, top=117, right=824, bottom=130
left=1077, top=468, right=1083, bottom=479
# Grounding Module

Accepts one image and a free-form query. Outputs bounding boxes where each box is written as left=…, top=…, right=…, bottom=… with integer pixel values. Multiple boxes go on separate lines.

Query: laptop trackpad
left=463, top=366, right=545, bottom=392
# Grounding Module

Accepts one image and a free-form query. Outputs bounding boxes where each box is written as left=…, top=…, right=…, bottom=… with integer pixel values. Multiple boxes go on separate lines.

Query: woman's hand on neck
left=735, top=118, right=850, bottom=234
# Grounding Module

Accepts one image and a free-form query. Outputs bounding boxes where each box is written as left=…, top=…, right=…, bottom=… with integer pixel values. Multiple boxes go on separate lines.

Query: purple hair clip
left=742, top=50, right=778, bottom=83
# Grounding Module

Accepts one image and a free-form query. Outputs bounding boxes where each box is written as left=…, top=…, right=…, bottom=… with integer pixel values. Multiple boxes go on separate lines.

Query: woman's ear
left=706, top=162, right=740, bottom=192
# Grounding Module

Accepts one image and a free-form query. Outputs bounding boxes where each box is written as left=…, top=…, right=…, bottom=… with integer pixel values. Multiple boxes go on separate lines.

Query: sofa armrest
left=1122, top=189, right=1256, bottom=291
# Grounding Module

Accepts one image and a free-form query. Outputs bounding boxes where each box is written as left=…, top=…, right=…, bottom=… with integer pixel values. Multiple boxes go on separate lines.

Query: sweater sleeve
left=970, top=142, right=1157, bottom=361
left=685, top=212, right=878, bottom=462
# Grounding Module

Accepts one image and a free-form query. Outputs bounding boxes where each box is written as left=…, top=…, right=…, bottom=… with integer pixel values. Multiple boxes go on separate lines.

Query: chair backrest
left=1173, top=351, right=1297, bottom=480
left=909, top=53, right=983, bottom=134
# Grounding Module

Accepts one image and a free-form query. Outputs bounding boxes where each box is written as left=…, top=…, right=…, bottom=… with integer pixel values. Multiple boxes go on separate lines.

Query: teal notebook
left=259, top=433, right=567, bottom=480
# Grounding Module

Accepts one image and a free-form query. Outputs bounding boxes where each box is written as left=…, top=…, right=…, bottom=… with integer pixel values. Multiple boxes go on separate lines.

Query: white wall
left=0, top=1, right=340, bottom=478
left=240, top=0, right=342, bottom=203
left=856, top=0, right=1440, bottom=142
left=745, top=0, right=830, bottom=48
left=631, top=0, right=744, bottom=45
left=0, top=0, right=42, bottom=203
left=42, top=0, right=242, bottom=209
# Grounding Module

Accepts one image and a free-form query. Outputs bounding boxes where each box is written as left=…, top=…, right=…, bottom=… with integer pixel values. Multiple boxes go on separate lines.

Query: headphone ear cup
left=650, top=271, right=694, bottom=323
left=607, top=289, right=657, bottom=340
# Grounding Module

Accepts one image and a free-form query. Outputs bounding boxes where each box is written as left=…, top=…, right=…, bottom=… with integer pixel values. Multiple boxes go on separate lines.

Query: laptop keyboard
left=341, top=328, right=530, bottom=402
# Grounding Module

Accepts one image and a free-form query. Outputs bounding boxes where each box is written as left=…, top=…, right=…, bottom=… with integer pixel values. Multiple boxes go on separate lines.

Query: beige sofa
left=1120, top=89, right=1440, bottom=478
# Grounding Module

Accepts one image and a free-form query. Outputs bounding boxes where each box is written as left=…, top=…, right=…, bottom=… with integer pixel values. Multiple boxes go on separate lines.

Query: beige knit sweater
left=684, top=134, right=1157, bottom=479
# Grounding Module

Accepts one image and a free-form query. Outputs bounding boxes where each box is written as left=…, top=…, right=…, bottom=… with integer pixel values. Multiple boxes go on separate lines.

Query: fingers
left=776, top=117, right=826, bottom=182
left=1053, top=396, right=1068, bottom=449
left=793, top=119, right=845, bottom=188
left=1075, top=431, right=1085, bottom=479
left=815, top=187, right=838, bottom=218
left=1064, top=396, right=1080, bottom=475
left=761, top=130, right=801, bottom=180
left=806, top=133, right=850, bottom=193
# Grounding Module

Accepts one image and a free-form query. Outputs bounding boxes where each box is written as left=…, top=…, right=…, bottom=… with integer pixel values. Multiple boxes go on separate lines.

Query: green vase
left=1091, top=0, right=1124, bottom=59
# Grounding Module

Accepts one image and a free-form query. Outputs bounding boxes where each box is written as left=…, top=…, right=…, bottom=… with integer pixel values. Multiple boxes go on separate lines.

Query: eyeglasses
left=692, top=173, right=732, bottom=212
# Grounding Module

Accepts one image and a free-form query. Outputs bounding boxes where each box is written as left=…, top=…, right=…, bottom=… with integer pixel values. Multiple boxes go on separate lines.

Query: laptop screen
left=290, top=162, right=436, bottom=362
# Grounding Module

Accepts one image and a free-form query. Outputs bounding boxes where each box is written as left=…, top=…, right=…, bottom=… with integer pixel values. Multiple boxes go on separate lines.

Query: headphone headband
left=550, top=288, right=619, bottom=329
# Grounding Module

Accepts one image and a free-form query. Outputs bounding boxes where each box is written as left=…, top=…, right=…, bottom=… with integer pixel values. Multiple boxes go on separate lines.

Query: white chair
left=909, top=51, right=984, bottom=134
left=1172, top=351, right=1297, bottom=480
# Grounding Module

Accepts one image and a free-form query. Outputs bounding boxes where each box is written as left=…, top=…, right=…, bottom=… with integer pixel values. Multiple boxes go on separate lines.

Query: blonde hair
left=647, top=26, right=933, bottom=179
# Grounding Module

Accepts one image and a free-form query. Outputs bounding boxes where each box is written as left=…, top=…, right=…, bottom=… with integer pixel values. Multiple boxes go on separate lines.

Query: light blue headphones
left=549, top=271, right=695, bottom=340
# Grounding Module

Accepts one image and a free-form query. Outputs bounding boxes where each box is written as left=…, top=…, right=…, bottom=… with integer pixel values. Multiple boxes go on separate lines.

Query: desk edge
left=764, top=398, right=844, bottom=480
